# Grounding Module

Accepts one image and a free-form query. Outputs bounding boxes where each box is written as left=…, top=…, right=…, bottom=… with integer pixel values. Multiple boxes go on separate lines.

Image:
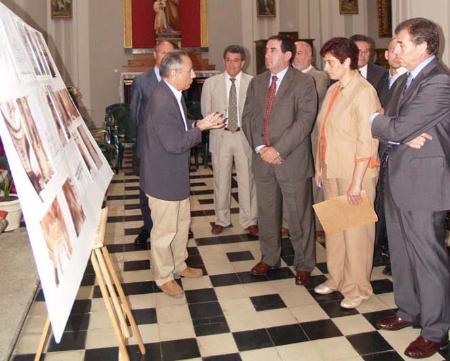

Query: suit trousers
left=148, top=195, right=190, bottom=286
left=254, top=162, right=315, bottom=272
left=212, top=131, right=257, bottom=228
left=384, top=177, right=450, bottom=342
left=322, top=175, right=377, bottom=299
left=139, top=188, right=153, bottom=232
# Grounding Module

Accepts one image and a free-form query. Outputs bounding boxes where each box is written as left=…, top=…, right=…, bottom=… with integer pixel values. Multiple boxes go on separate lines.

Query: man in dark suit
left=373, top=38, right=407, bottom=275
left=130, top=40, right=175, bottom=247
left=371, top=18, right=450, bottom=359
left=350, top=34, right=387, bottom=91
left=242, top=35, right=317, bottom=286
left=140, top=50, right=224, bottom=297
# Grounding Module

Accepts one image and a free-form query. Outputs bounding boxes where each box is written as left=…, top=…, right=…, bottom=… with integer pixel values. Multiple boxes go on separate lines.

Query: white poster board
left=0, top=3, right=113, bottom=342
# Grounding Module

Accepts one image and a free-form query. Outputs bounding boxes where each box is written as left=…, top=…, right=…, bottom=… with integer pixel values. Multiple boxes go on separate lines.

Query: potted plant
left=0, top=139, right=22, bottom=232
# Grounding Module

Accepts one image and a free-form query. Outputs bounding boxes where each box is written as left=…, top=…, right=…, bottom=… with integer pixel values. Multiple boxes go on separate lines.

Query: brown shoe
left=376, top=315, right=414, bottom=331
left=251, top=261, right=275, bottom=275
left=404, top=336, right=448, bottom=359
left=158, top=280, right=183, bottom=298
left=295, top=271, right=311, bottom=286
left=281, top=227, right=289, bottom=237
left=178, top=266, right=203, bottom=278
left=211, top=224, right=224, bottom=235
left=246, top=224, right=259, bottom=237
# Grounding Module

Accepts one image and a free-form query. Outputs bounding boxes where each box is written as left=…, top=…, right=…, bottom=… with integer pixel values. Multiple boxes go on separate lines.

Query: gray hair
left=159, top=50, right=189, bottom=78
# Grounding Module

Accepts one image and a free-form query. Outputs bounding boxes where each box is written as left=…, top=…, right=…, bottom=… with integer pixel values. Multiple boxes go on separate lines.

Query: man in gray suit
left=140, top=50, right=224, bottom=297
left=290, top=40, right=329, bottom=236
left=242, top=35, right=317, bottom=286
left=371, top=18, right=449, bottom=359
left=201, top=45, right=258, bottom=237
left=130, top=40, right=175, bottom=247
left=350, top=34, right=387, bottom=92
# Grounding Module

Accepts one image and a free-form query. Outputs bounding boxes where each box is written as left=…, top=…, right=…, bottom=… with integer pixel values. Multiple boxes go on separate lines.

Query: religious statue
left=154, top=0, right=179, bottom=34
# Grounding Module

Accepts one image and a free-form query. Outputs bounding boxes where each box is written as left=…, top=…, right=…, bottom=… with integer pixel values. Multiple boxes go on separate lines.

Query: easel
left=34, top=207, right=146, bottom=361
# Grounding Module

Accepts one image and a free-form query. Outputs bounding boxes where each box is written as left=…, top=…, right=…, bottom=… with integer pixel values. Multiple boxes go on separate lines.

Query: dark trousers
left=254, top=163, right=315, bottom=272
left=385, top=177, right=450, bottom=342
left=374, top=154, right=388, bottom=251
left=134, top=149, right=153, bottom=233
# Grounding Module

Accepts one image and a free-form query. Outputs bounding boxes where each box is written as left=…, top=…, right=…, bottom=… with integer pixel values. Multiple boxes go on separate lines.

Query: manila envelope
left=313, top=191, right=378, bottom=235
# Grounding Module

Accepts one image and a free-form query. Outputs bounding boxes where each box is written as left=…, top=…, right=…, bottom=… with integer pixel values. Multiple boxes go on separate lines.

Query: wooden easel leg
left=101, top=246, right=146, bottom=355
left=94, top=247, right=130, bottom=338
left=33, top=317, right=50, bottom=361
left=91, top=251, right=130, bottom=361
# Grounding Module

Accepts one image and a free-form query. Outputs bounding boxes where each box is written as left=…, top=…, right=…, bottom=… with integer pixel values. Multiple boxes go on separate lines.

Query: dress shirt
left=359, top=64, right=368, bottom=79
left=302, top=65, right=313, bottom=73
left=164, top=80, right=188, bottom=131
left=154, top=67, right=161, bottom=82
left=225, top=71, right=242, bottom=126
left=388, top=67, right=407, bottom=89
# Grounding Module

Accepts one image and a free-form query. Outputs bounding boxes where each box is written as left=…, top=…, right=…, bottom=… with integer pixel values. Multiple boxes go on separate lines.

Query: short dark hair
left=267, top=35, right=295, bottom=62
left=395, top=17, right=440, bottom=55
left=349, top=34, right=376, bottom=51
left=159, top=50, right=189, bottom=78
left=320, top=37, right=359, bottom=70
left=223, top=45, right=246, bottom=61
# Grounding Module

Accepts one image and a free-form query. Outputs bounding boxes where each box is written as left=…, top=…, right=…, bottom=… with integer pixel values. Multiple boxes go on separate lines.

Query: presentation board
left=0, top=3, right=113, bottom=342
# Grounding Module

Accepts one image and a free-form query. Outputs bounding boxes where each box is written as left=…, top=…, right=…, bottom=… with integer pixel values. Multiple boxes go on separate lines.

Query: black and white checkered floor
left=11, top=154, right=449, bottom=361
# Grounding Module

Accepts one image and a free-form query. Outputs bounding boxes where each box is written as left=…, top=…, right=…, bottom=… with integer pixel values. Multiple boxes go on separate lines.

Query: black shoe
left=134, top=228, right=150, bottom=248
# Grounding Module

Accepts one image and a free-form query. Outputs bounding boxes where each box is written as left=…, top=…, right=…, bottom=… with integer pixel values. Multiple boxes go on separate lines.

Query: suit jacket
left=130, top=68, right=159, bottom=160
left=242, top=67, right=317, bottom=180
left=316, top=71, right=380, bottom=179
left=376, top=71, right=404, bottom=108
left=140, top=81, right=202, bottom=201
left=200, top=72, right=253, bottom=154
left=372, top=58, right=450, bottom=211
left=367, top=62, right=388, bottom=92
left=306, top=66, right=329, bottom=107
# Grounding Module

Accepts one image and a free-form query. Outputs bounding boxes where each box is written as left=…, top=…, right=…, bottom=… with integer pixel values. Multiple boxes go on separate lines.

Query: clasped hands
left=260, top=146, right=283, bottom=164
left=196, top=112, right=225, bottom=131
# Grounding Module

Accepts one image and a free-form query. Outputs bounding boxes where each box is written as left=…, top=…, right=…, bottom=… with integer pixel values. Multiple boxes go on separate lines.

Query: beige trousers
left=211, top=131, right=257, bottom=228
left=148, top=195, right=190, bottom=286
left=322, top=175, right=377, bottom=299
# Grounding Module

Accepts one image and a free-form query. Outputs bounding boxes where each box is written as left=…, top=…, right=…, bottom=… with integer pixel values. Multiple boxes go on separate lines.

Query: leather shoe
left=376, top=315, right=414, bottom=331
left=251, top=262, right=275, bottom=275
left=211, top=224, right=224, bottom=235
left=177, top=266, right=203, bottom=278
left=158, top=280, right=183, bottom=298
left=404, top=336, right=448, bottom=359
left=134, top=227, right=149, bottom=247
left=295, top=271, right=311, bottom=286
left=246, top=224, right=259, bottom=237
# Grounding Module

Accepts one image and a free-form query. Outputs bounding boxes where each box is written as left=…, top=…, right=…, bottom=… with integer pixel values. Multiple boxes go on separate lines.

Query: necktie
left=227, top=78, right=238, bottom=132
left=263, top=75, right=278, bottom=146
left=402, top=72, right=413, bottom=95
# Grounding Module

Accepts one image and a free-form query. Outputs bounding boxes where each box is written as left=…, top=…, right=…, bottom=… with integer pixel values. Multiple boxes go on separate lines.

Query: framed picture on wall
left=51, top=0, right=73, bottom=19
left=377, top=0, right=392, bottom=37
left=339, top=0, right=359, bottom=15
left=257, top=0, right=276, bottom=17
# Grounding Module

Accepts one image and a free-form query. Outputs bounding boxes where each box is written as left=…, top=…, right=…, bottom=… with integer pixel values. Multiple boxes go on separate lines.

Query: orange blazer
left=316, top=71, right=381, bottom=179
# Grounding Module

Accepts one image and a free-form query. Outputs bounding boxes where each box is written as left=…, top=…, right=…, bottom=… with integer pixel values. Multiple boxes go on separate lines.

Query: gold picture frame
left=257, top=0, right=276, bottom=17
left=339, top=0, right=359, bottom=15
left=51, top=0, right=73, bottom=19
left=378, top=0, right=392, bottom=38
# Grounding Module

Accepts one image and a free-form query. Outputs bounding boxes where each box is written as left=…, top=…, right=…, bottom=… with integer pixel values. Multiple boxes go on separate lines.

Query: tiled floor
left=10, top=153, right=450, bottom=361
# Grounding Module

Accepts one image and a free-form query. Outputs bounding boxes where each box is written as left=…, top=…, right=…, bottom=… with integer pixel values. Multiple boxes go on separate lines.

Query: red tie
left=263, top=75, right=278, bottom=146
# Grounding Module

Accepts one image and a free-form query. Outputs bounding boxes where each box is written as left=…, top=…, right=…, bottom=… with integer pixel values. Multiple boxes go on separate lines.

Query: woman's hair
left=320, top=37, right=359, bottom=69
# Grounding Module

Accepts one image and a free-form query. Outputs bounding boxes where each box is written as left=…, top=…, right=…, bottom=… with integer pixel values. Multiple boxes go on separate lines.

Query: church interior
left=0, top=1, right=449, bottom=361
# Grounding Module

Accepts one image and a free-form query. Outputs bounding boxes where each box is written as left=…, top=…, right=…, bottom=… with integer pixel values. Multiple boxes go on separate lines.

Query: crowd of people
left=130, top=17, right=449, bottom=359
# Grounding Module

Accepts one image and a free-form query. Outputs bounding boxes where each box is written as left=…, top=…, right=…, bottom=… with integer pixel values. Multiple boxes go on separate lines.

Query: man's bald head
left=154, top=40, right=177, bottom=67
left=293, top=41, right=313, bottom=71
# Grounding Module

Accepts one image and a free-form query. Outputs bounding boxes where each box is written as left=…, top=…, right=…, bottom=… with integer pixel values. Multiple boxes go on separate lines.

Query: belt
left=224, top=127, right=240, bottom=132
